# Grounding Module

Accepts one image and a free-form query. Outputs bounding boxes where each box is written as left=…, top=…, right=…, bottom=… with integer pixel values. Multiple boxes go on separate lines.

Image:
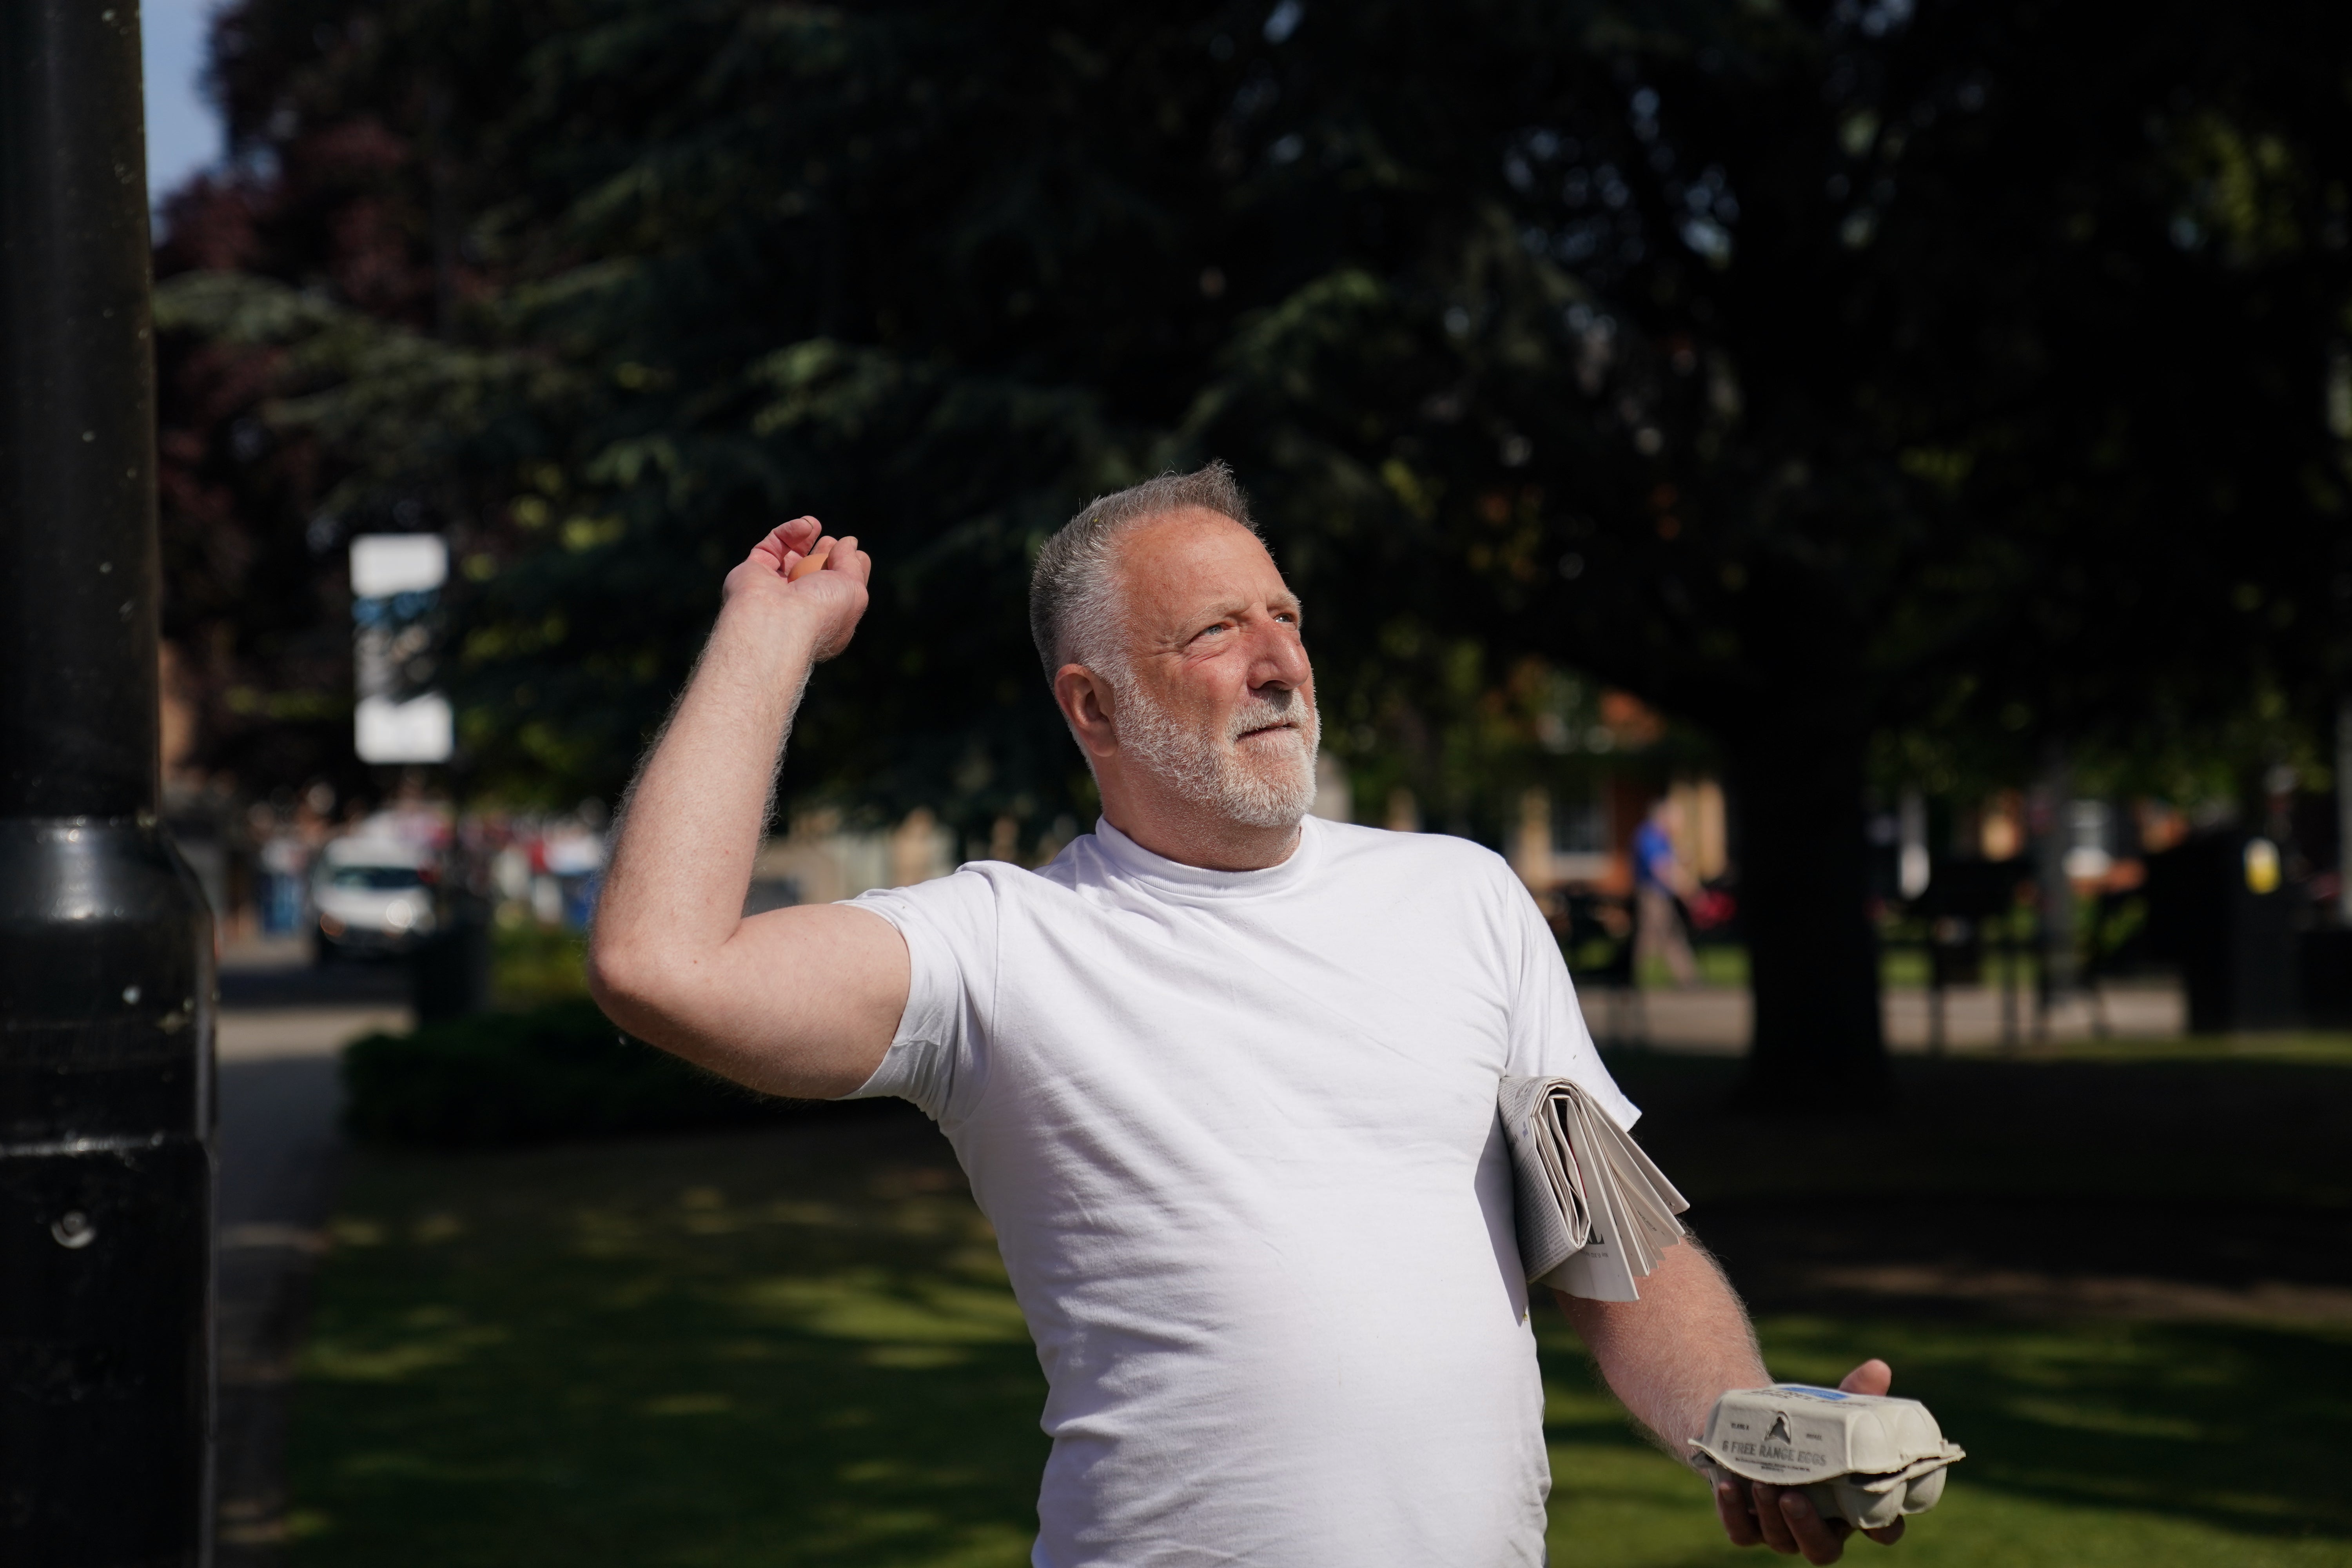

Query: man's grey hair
left=1028, top=462, right=1259, bottom=682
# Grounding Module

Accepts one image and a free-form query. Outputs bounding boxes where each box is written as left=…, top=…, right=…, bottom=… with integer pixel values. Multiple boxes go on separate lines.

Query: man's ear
left=1053, top=664, right=1119, bottom=758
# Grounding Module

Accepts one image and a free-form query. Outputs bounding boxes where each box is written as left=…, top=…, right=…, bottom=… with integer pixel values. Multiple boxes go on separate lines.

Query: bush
left=489, top=920, right=593, bottom=1009
left=343, top=1000, right=809, bottom=1148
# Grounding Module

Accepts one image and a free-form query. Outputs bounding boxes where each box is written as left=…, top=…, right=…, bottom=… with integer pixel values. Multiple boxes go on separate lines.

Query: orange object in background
left=1598, top=690, right=1666, bottom=748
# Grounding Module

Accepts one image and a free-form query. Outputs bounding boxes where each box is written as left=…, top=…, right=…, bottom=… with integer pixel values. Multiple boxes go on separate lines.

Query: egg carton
left=1691, top=1384, right=1965, bottom=1531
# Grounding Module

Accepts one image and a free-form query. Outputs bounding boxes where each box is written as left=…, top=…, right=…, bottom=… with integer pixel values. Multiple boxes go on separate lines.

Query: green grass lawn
left=287, top=1054, right=2352, bottom=1567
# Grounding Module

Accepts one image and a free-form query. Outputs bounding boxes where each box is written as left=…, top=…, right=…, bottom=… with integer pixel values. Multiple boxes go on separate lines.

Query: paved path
left=1585, top=980, right=2186, bottom=1054
left=212, top=945, right=408, bottom=1564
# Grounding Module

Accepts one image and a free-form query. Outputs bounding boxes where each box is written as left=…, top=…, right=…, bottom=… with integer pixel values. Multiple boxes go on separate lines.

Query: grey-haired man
left=590, top=465, right=1900, bottom=1566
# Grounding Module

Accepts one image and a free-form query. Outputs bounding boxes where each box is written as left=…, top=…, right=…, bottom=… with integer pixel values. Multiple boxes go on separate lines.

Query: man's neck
left=1098, top=783, right=1303, bottom=873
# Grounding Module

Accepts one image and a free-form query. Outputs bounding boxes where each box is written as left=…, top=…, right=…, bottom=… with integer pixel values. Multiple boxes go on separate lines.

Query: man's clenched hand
left=1713, top=1359, right=1906, bottom=1565
left=724, top=515, right=872, bottom=660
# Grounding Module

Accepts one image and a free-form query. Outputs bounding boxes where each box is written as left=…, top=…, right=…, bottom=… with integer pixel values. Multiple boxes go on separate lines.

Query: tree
left=151, top=4, right=472, bottom=803
left=163, top=0, right=2352, bottom=1100
left=1178, top=0, right=2352, bottom=1100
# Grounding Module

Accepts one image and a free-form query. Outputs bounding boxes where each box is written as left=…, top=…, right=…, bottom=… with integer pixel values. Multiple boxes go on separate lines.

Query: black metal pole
left=1, top=1, right=217, bottom=1562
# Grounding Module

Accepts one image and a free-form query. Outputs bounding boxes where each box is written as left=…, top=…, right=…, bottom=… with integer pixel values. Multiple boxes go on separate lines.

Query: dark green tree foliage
left=168, top=2, right=1250, bottom=820
left=151, top=153, right=421, bottom=799
left=166, top=0, right=2352, bottom=1098
left=151, top=0, right=525, bottom=798
left=1182, top=0, right=2352, bottom=1100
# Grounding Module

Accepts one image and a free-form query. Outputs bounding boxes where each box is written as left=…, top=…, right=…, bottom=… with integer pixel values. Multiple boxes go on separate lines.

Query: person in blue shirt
left=1632, top=796, right=1699, bottom=988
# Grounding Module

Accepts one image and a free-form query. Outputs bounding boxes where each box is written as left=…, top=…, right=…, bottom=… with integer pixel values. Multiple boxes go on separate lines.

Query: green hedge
left=343, top=1000, right=811, bottom=1148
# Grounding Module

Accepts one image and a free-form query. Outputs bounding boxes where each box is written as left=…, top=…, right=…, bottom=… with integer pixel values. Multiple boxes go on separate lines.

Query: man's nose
left=1246, top=618, right=1311, bottom=691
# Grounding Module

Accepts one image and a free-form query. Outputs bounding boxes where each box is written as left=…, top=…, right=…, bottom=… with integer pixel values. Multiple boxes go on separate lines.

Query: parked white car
left=312, top=837, right=438, bottom=962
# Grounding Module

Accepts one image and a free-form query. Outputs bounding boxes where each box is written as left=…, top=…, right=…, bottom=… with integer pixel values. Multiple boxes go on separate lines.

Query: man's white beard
left=1111, top=676, right=1321, bottom=830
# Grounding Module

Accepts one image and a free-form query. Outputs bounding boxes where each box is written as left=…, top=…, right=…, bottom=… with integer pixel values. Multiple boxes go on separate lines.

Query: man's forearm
left=594, top=599, right=822, bottom=978
left=1556, top=1238, right=1769, bottom=1466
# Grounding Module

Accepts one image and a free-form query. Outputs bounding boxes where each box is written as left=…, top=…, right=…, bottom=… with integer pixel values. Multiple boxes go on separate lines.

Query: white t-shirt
left=845, top=815, right=1636, bottom=1568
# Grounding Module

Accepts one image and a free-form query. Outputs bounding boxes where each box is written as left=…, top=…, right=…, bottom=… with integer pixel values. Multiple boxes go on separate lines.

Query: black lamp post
left=0, top=0, right=218, bottom=1561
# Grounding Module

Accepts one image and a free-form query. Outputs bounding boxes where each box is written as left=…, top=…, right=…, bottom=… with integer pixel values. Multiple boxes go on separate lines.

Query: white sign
left=350, top=533, right=449, bottom=597
left=356, top=693, right=456, bottom=765
left=351, top=534, right=453, bottom=764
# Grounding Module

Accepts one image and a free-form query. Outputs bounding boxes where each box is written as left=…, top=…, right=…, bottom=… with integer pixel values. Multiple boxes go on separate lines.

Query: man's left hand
left=1711, top=1359, right=1906, bottom=1565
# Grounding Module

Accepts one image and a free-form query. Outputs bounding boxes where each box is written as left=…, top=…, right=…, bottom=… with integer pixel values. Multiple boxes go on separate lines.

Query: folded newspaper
left=1691, top=1384, right=1965, bottom=1530
left=1498, top=1074, right=1690, bottom=1301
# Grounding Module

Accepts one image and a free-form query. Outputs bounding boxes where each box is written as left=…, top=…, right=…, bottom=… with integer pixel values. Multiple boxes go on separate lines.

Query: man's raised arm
left=587, top=517, right=911, bottom=1100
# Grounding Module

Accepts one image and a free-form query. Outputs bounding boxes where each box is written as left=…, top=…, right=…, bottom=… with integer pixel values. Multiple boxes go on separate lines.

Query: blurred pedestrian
left=590, top=467, right=1900, bottom=1567
left=1633, top=795, right=1700, bottom=989
left=256, top=818, right=309, bottom=935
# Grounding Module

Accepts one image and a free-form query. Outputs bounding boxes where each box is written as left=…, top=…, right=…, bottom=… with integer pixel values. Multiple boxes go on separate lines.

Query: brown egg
left=788, top=548, right=831, bottom=581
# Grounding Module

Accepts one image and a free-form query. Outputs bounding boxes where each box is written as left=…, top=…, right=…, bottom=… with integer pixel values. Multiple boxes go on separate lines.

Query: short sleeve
left=835, top=867, right=1000, bottom=1126
left=1498, top=868, right=1641, bottom=1131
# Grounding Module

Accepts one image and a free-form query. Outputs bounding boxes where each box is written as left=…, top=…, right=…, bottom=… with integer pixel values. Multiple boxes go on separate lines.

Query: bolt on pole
left=0, top=0, right=219, bottom=1561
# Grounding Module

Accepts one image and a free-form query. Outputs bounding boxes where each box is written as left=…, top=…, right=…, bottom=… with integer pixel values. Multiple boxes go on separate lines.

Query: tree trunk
left=2033, top=744, right=2077, bottom=1020
left=1726, top=727, right=1890, bottom=1108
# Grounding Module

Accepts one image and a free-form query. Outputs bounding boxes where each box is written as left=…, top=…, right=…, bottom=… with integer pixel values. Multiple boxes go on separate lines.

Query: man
left=589, top=465, right=1904, bottom=1566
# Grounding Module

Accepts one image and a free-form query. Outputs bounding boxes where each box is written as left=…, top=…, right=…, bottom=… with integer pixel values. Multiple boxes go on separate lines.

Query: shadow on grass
left=290, top=1051, right=2352, bottom=1566
left=1762, top=1316, right=2348, bottom=1539
left=1602, top=1046, right=2352, bottom=1218
left=1537, top=1313, right=2352, bottom=1565
left=290, top=1109, right=1049, bottom=1568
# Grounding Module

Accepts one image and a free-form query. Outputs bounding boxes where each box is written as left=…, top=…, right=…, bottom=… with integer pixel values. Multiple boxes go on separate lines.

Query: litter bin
left=410, top=895, right=492, bottom=1025
left=2299, top=928, right=2352, bottom=1029
left=2144, top=832, right=2298, bottom=1032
